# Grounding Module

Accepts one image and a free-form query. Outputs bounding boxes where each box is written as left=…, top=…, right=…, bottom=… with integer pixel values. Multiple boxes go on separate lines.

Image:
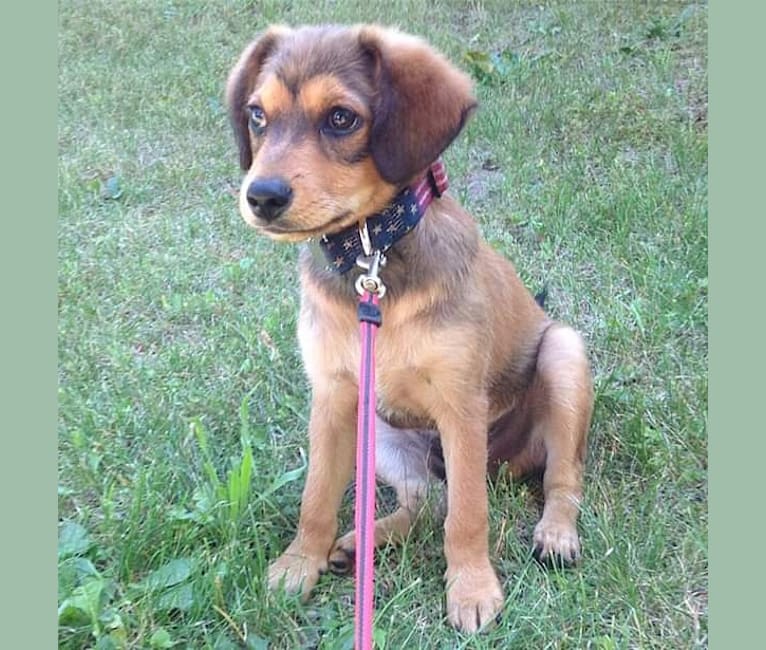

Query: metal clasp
left=355, top=249, right=386, bottom=298
left=358, top=219, right=374, bottom=257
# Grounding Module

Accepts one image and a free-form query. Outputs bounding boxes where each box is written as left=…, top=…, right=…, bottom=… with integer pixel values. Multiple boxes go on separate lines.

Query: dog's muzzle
left=246, top=177, right=293, bottom=222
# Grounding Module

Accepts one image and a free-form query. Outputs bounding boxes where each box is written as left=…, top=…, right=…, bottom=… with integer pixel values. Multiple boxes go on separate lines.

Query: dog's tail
left=534, top=285, right=548, bottom=310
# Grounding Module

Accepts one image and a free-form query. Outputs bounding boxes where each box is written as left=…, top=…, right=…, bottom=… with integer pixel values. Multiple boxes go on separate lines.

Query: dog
left=226, top=24, right=593, bottom=633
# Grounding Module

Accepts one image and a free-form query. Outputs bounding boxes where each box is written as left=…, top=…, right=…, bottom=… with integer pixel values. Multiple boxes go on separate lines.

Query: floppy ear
left=358, top=27, right=477, bottom=185
left=225, top=27, right=290, bottom=170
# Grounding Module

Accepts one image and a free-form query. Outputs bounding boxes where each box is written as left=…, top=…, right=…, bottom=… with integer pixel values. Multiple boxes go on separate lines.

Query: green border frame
left=709, top=0, right=763, bottom=646
left=0, top=4, right=58, bottom=647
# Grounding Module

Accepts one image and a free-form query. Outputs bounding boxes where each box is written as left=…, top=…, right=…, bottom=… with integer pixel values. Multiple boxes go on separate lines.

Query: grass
left=58, top=1, right=707, bottom=648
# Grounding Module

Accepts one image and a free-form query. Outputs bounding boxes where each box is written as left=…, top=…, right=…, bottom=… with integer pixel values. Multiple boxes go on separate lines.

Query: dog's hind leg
left=328, top=417, right=440, bottom=574
left=530, top=323, right=593, bottom=565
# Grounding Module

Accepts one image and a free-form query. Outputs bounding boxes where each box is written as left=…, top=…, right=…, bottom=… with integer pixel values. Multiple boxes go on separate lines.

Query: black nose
left=246, top=177, right=293, bottom=222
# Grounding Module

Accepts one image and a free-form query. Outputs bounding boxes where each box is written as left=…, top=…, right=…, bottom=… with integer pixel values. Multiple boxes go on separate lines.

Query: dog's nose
left=246, top=177, right=293, bottom=222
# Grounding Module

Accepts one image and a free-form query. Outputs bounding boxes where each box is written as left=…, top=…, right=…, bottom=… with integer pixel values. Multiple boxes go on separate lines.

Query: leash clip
left=358, top=219, right=374, bottom=257
left=355, top=249, right=386, bottom=298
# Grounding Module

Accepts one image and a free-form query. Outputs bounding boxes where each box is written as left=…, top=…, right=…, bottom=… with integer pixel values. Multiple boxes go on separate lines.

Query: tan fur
left=226, top=24, right=593, bottom=634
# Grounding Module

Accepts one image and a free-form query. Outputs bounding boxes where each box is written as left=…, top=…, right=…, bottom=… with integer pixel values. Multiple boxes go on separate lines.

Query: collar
left=318, top=160, right=448, bottom=274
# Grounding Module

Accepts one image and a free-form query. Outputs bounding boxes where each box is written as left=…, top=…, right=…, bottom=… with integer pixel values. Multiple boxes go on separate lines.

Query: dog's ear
left=225, top=27, right=290, bottom=170
left=358, top=27, right=477, bottom=185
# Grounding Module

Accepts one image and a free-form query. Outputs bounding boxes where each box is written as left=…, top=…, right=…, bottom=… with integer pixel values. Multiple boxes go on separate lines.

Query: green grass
left=58, top=1, right=707, bottom=648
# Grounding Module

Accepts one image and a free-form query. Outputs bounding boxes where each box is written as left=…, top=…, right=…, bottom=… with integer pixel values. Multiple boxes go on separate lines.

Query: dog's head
left=226, top=25, right=476, bottom=241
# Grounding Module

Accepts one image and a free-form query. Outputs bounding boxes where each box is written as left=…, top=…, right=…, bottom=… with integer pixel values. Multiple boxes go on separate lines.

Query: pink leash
left=351, top=162, right=447, bottom=649
left=355, top=286, right=381, bottom=650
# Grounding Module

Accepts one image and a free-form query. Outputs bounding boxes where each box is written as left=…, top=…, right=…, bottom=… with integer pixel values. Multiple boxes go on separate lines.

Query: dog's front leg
left=267, top=382, right=356, bottom=600
left=436, top=398, right=504, bottom=632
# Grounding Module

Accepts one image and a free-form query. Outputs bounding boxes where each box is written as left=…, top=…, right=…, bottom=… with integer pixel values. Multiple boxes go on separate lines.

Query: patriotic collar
left=318, top=161, right=448, bottom=274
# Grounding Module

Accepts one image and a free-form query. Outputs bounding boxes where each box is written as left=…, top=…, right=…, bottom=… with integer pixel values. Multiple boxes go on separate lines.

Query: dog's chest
left=299, top=296, right=445, bottom=408
left=374, top=356, right=438, bottom=429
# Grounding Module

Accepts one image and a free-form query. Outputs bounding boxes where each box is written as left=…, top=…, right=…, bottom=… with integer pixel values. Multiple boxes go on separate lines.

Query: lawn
left=58, top=1, right=708, bottom=648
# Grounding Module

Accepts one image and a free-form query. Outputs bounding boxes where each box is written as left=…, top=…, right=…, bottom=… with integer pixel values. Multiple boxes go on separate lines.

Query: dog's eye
left=248, top=105, right=267, bottom=134
left=325, top=107, right=359, bottom=135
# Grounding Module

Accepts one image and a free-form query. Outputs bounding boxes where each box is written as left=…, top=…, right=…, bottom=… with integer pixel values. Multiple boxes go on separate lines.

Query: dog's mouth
left=253, top=210, right=354, bottom=241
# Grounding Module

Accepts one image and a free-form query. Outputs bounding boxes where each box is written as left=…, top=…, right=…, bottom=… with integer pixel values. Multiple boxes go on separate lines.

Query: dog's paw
left=444, top=564, right=504, bottom=633
left=532, top=519, right=581, bottom=567
left=267, top=547, right=327, bottom=601
left=327, top=532, right=355, bottom=575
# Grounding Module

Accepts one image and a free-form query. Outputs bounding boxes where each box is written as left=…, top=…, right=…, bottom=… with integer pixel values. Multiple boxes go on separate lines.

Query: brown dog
left=226, top=24, right=593, bottom=633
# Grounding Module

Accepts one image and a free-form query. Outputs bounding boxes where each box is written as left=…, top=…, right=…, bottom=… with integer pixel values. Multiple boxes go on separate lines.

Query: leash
left=354, top=232, right=385, bottom=650
left=347, top=163, right=447, bottom=649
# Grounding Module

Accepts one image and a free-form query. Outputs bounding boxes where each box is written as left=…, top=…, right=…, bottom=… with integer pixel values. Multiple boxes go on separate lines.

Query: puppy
left=226, top=24, right=593, bottom=633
